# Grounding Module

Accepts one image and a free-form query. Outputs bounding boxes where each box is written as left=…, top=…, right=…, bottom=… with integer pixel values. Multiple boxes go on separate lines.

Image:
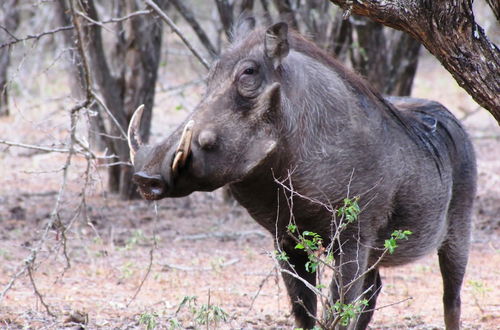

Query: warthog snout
left=132, top=172, right=166, bottom=200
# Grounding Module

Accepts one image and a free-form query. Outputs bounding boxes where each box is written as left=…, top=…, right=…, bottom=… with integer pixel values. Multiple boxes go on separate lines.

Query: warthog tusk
left=172, top=120, right=195, bottom=174
left=128, top=104, right=145, bottom=165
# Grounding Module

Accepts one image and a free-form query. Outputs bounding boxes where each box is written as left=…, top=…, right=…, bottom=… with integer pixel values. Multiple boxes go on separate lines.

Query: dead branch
left=0, top=10, right=153, bottom=50
left=0, top=139, right=72, bottom=153
left=246, top=266, right=276, bottom=314
left=145, top=0, right=210, bottom=70
left=170, top=0, right=218, bottom=58
left=162, top=258, right=240, bottom=272
left=27, top=254, right=56, bottom=317
left=127, top=202, right=160, bottom=307
left=174, top=230, right=267, bottom=242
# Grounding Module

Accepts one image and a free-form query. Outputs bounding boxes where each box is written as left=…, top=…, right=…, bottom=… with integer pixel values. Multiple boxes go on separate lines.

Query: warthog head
left=128, top=20, right=289, bottom=200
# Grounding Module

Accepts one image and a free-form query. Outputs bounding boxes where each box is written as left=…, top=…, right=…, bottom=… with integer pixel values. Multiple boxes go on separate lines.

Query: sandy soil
left=0, top=50, right=499, bottom=329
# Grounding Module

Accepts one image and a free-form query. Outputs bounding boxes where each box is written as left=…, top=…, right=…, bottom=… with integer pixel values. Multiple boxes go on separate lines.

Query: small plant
left=384, top=230, right=413, bottom=254
left=293, top=230, right=323, bottom=273
left=193, top=303, right=229, bottom=325
left=331, top=299, right=369, bottom=326
left=278, top=192, right=415, bottom=328
left=176, top=295, right=229, bottom=327
left=468, top=279, right=491, bottom=313
left=275, top=250, right=289, bottom=261
left=119, top=230, right=147, bottom=251
left=138, top=311, right=158, bottom=330
left=295, top=231, right=323, bottom=251
left=167, top=317, right=182, bottom=329
left=337, top=196, right=361, bottom=224
left=120, top=261, right=135, bottom=279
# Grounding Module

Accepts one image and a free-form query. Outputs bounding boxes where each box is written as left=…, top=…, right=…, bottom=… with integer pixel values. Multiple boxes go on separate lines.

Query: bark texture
left=0, top=0, right=20, bottom=117
left=328, top=0, right=500, bottom=122
left=59, top=0, right=166, bottom=199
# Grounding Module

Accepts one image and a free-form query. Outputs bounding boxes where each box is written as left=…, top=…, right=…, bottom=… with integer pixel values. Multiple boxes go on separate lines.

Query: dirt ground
left=1, top=50, right=499, bottom=329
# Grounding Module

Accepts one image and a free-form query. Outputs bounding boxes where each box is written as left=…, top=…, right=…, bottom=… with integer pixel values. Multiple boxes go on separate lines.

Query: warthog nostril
left=132, top=172, right=165, bottom=197
left=198, top=129, right=217, bottom=150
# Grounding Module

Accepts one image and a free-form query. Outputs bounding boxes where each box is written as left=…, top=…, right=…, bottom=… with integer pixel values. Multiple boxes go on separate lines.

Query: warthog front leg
left=328, top=244, right=371, bottom=330
left=278, top=242, right=317, bottom=329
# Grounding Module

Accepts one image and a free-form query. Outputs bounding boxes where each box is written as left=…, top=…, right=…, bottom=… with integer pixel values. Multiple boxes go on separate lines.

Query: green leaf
left=295, top=243, right=305, bottom=250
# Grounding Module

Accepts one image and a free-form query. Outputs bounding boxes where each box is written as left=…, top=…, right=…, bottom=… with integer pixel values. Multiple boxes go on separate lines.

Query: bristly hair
left=287, top=31, right=445, bottom=176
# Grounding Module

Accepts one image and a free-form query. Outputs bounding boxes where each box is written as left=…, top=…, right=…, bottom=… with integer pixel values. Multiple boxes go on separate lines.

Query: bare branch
left=170, top=0, right=218, bottom=58
left=0, top=9, right=154, bottom=50
left=0, top=25, right=74, bottom=50
left=27, top=255, right=56, bottom=317
left=145, top=0, right=210, bottom=70
left=0, top=139, right=72, bottom=153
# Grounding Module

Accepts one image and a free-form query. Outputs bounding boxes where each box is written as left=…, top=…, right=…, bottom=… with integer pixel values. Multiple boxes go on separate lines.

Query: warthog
left=127, top=19, right=476, bottom=329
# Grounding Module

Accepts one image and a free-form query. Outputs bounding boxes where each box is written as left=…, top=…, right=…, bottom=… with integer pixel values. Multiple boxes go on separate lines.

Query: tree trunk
left=214, top=0, right=234, bottom=39
left=350, top=16, right=390, bottom=93
left=273, top=0, right=299, bottom=30
left=350, top=15, right=421, bottom=96
left=328, top=0, right=500, bottom=123
left=118, top=0, right=165, bottom=198
left=0, top=0, right=20, bottom=117
left=60, top=0, right=166, bottom=199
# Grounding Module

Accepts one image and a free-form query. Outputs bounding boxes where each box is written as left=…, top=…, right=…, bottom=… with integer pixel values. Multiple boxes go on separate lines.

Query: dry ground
left=0, top=51, right=499, bottom=329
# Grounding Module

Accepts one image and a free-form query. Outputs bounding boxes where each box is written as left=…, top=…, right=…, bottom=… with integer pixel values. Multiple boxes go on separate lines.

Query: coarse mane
left=286, top=31, right=445, bottom=174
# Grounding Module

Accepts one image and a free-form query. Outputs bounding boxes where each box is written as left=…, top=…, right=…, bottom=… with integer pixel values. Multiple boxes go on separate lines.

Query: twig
left=127, top=247, right=155, bottom=307
left=246, top=267, right=275, bottom=314
left=170, top=0, right=218, bottom=58
left=127, top=202, right=159, bottom=307
left=0, top=25, right=20, bottom=41
left=0, top=25, right=74, bottom=49
left=144, top=0, right=210, bottom=70
left=0, top=10, right=153, bottom=50
left=76, top=9, right=152, bottom=30
left=0, top=139, right=71, bottom=153
left=162, top=258, right=240, bottom=272
left=174, top=230, right=267, bottom=242
left=91, top=91, right=127, bottom=139
left=0, top=260, right=28, bottom=301
left=27, top=255, right=56, bottom=317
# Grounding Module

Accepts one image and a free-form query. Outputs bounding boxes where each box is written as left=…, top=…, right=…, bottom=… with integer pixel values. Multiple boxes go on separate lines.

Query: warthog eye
left=243, top=67, right=255, bottom=75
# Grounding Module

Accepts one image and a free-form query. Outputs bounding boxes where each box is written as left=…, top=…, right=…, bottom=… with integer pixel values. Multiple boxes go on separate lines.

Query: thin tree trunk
left=350, top=16, right=390, bottom=94
left=328, top=0, right=500, bottom=123
left=0, top=0, right=20, bottom=117
left=118, top=0, right=165, bottom=198
left=273, top=0, right=299, bottom=30
left=386, top=31, right=421, bottom=96
left=485, top=0, right=500, bottom=21
left=60, top=0, right=166, bottom=199
left=214, top=0, right=234, bottom=39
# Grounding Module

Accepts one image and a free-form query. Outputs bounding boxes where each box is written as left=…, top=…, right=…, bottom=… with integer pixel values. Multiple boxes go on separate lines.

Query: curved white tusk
left=172, top=120, right=195, bottom=173
left=127, top=104, right=145, bottom=165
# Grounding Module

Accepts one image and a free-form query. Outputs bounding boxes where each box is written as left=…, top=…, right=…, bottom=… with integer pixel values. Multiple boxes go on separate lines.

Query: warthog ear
left=265, top=22, right=289, bottom=69
left=231, top=16, right=256, bottom=42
